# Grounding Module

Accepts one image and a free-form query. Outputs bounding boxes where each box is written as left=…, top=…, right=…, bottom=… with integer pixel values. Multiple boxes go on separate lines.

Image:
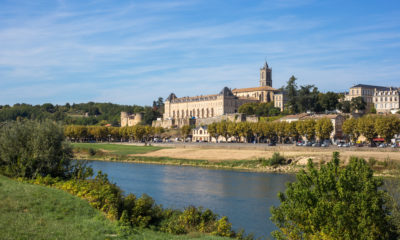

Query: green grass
left=72, top=143, right=164, bottom=155
left=0, top=175, right=229, bottom=240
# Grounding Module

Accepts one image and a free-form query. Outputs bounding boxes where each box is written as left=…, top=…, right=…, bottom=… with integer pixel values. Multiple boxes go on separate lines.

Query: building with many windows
left=373, top=88, right=400, bottom=113
left=345, top=84, right=389, bottom=111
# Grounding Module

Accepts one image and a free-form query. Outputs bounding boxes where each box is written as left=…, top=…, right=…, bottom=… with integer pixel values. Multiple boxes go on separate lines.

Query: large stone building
left=162, top=87, right=258, bottom=125
left=121, top=112, right=143, bottom=127
left=153, top=61, right=286, bottom=128
left=345, top=84, right=389, bottom=111
left=232, top=62, right=277, bottom=103
left=373, top=87, right=400, bottom=113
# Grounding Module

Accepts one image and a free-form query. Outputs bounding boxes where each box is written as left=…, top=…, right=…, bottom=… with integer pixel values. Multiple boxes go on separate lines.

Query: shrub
left=271, top=152, right=397, bottom=240
left=0, top=120, right=73, bottom=178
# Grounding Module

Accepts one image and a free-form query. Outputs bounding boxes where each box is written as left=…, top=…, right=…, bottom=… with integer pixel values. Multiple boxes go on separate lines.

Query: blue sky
left=1, top=0, right=400, bottom=106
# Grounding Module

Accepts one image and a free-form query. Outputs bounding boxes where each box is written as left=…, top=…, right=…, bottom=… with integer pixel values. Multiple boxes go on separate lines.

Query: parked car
left=268, top=142, right=276, bottom=146
left=321, top=143, right=329, bottom=147
left=378, top=143, right=387, bottom=148
left=305, top=142, right=313, bottom=147
left=312, top=143, right=321, bottom=147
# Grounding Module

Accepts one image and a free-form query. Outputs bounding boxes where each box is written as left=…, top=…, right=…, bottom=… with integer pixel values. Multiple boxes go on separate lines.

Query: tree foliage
left=271, top=152, right=397, bottom=240
left=0, top=120, right=73, bottom=178
left=0, top=101, right=162, bottom=126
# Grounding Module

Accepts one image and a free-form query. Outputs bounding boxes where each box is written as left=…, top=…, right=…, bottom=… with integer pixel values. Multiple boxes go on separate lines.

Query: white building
left=373, top=88, right=400, bottom=113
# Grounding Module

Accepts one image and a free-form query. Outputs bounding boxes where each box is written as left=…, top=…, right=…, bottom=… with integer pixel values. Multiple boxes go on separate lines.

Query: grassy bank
left=71, top=142, right=164, bottom=155
left=72, top=143, right=297, bottom=173
left=0, top=175, right=229, bottom=240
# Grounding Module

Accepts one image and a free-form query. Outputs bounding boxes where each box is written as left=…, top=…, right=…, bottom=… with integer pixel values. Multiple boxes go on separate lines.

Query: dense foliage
left=238, top=102, right=281, bottom=117
left=283, top=76, right=366, bottom=114
left=270, top=152, right=397, bottom=240
left=343, top=115, right=400, bottom=143
left=0, top=101, right=162, bottom=126
left=29, top=172, right=248, bottom=238
left=0, top=120, right=249, bottom=238
left=0, top=120, right=74, bottom=178
left=207, top=118, right=333, bottom=143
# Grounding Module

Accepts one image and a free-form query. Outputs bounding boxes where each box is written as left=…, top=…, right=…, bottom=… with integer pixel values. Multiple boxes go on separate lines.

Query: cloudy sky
left=1, top=0, right=400, bottom=106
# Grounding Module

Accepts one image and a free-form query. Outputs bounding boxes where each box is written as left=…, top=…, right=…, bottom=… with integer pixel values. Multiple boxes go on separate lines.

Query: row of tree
left=343, top=115, right=400, bottom=143
left=205, top=118, right=334, bottom=143
left=64, top=125, right=165, bottom=143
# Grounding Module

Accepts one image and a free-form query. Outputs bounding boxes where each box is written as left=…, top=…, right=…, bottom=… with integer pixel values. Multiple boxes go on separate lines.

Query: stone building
left=345, top=84, right=389, bottom=111
left=274, top=91, right=287, bottom=111
left=231, top=62, right=278, bottom=104
left=154, top=61, right=286, bottom=128
left=120, top=112, right=143, bottom=127
left=373, top=87, right=400, bottom=113
left=161, top=87, right=257, bottom=128
left=192, top=126, right=210, bottom=142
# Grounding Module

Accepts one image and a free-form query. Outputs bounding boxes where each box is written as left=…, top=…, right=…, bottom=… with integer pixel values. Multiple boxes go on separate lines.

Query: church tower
left=260, top=61, right=272, bottom=87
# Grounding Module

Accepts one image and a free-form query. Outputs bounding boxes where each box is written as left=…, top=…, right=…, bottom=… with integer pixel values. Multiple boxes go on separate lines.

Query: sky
left=1, top=0, right=400, bottom=106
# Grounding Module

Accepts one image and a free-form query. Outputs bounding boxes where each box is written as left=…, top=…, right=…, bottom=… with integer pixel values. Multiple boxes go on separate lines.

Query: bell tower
left=260, top=61, right=272, bottom=87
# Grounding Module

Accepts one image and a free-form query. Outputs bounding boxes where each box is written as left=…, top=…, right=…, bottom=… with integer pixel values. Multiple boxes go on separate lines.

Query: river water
left=89, top=161, right=296, bottom=238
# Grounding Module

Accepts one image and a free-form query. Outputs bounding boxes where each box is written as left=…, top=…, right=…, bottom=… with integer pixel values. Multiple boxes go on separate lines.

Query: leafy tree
left=319, top=92, right=339, bottom=111
left=217, top=121, right=230, bottom=141
left=357, top=115, right=377, bottom=143
left=0, top=120, right=73, bottom=178
left=315, top=118, right=333, bottom=141
left=375, top=116, right=400, bottom=143
left=303, top=119, right=316, bottom=141
left=297, top=85, right=320, bottom=113
left=287, top=121, right=300, bottom=143
left=207, top=123, right=218, bottom=141
left=236, top=122, right=252, bottom=143
left=338, top=100, right=352, bottom=113
left=342, top=118, right=360, bottom=143
left=285, top=76, right=298, bottom=113
left=181, top=125, right=193, bottom=142
left=271, top=152, right=397, bottom=240
left=351, top=97, right=366, bottom=112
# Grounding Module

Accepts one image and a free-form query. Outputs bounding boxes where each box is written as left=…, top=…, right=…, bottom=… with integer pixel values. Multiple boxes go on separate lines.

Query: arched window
left=211, top=108, right=214, bottom=117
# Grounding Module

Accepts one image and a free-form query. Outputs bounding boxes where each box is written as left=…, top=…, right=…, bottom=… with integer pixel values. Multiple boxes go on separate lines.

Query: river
left=89, top=160, right=296, bottom=238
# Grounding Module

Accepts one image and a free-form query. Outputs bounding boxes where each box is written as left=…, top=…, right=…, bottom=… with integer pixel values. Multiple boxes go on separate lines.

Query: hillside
left=0, top=175, right=228, bottom=240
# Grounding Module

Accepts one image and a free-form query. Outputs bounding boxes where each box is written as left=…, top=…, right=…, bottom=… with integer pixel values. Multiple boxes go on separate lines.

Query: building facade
left=192, top=126, right=211, bottom=142
left=154, top=61, right=286, bottom=128
left=162, top=87, right=258, bottom=124
left=345, top=84, right=389, bottom=110
left=121, top=112, right=143, bottom=127
left=373, top=88, right=400, bottom=113
left=274, top=91, right=287, bottom=111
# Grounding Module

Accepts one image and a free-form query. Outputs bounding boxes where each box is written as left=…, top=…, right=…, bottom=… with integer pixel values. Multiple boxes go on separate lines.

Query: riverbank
left=71, top=143, right=400, bottom=175
left=0, top=175, right=230, bottom=240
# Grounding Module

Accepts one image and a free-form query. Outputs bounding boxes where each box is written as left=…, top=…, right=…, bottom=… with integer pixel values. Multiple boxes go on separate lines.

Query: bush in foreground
left=0, top=120, right=73, bottom=178
left=270, top=152, right=397, bottom=240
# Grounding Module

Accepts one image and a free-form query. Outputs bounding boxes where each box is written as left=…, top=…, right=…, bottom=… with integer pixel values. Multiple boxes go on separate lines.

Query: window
left=199, top=130, right=203, bottom=134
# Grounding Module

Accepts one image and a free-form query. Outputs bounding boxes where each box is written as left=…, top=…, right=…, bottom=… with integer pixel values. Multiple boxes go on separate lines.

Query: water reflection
left=89, top=161, right=295, bottom=238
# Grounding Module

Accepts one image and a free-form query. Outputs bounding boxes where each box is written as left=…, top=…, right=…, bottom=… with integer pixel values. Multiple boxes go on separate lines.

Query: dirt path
left=136, top=147, right=400, bottom=163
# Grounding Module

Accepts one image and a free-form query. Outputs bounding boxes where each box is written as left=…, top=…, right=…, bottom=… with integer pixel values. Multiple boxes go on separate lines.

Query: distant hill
left=0, top=102, right=162, bottom=126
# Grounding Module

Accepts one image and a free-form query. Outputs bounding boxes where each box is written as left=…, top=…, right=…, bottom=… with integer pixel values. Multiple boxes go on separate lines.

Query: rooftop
left=232, top=86, right=277, bottom=93
left=351, top=84, right=390, bottom=90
